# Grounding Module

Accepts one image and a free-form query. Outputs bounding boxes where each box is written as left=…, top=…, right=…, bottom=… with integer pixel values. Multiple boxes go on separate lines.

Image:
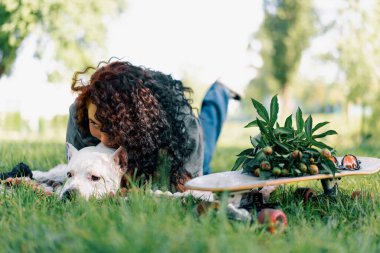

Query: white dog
left=32, top=143, right=127, bottom=200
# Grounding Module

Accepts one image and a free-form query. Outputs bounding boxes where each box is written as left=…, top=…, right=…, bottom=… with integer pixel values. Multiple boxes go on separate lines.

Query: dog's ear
left=66, top=142, right=78, bottom=162
left=112, top=146, right=128, bottom=174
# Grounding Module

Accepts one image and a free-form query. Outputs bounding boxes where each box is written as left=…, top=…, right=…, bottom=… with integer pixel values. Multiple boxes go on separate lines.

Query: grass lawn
left=1, top=139, right=380, bottom=253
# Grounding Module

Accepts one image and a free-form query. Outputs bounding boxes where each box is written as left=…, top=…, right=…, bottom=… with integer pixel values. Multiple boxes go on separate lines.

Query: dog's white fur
left=32, top=143, right=126, bottom=200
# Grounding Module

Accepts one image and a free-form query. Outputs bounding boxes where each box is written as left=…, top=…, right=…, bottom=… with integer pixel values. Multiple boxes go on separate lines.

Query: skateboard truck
left=321, top=178, right=340, bottom=196
left=226, top=204, right=252, bottom=222
left=211, top=190, right=282, bottom=226
left=226, top=190, right=287, bottom=233
left=239, top=189, right=281, bottom=212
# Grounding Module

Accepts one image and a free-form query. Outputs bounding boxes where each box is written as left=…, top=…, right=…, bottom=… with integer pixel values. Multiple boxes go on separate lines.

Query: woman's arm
left=65, top=103, right=99, bottom=160
left=182, top=113, right=204, bottom=177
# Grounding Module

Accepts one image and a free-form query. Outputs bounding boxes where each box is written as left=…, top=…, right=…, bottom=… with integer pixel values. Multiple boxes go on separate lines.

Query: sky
left=107, top=0, right=262, bottom=87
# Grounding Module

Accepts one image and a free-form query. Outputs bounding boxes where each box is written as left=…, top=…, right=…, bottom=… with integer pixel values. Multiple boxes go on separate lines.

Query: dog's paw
left=31, top=171, right=48, bottom=183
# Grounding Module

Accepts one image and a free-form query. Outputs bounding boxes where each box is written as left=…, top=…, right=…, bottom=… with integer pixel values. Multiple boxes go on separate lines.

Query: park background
left=1, top=1, right=380, bottom=252
left=1, top=0, right=379, bottom=151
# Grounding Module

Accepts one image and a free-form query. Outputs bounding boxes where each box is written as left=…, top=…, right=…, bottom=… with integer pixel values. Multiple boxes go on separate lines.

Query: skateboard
left=185, top=156, right=380, bottom=233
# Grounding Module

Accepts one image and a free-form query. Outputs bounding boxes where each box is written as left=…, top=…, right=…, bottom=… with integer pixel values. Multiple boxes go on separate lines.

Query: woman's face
left=87, top=102, right=113, bottom=147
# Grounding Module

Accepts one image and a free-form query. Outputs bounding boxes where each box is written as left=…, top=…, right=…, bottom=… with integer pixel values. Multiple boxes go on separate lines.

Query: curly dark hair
left=71, top=60, right=194, bottom=190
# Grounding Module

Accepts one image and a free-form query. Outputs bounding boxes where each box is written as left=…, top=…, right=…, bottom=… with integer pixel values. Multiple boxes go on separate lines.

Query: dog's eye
left=91, top=175, right=101, bottom=181
left=67, top=172, right=72, bottom=178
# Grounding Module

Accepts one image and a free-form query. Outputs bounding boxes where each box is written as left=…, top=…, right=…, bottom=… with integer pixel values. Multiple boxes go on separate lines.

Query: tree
left=247, top=0, right=316, bottom=119
left=0, top=0, right=126, bottom=79
left=327, top=0, right=380, bottom=140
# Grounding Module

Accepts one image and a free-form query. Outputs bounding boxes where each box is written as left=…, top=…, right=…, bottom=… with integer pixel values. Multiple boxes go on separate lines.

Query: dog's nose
left=62, top=189, right=78, bottom=201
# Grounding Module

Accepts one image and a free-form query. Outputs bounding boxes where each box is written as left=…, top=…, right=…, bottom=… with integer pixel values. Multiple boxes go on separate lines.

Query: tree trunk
left=360, top=102, right=369, bottom=142
left=279, top=84, right=294, bottom=122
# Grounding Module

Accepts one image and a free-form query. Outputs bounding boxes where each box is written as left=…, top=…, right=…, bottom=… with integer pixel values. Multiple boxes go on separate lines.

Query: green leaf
left=274, top=140, right=290, bottom=152
left=284, top=115, right=293, bottom=128
left=255, top=150, right=267, bottom=162
left=251, top=98, right=270, bottom=123
left=259, top=170, right=272, bottom=180
left=244, top=120, right=258, bottom=128
left=304, top=147, right=320, bottom=157
left=312, top=121, right=330, bottom=133
left=292, top=169, right=303, bottom=177
left=287, top=132, right=305, bottom=142
left=242, top=159, right=258, bottom=171
left=269, top=95, right=279, bottom=127
left=296, top=107, right=304, bottom=133
left=320, top=163, right=332, bottom=174
left=273, top=127, right=293, bottom=135
left=236, top=148, right=255, bottom=157
left=311, top=139, right=332, bottom=150
left=304, top=115, right=313, bottom=140
left=313, top=130, right=338, bottom=139
left=250, top=136, right=259, bottom=147
left=320, top=160, right=337, bottom=177
left=325, top=159, right=338, bottom=173
left=256, top=118, right=268, bottom=136
left=279, top=153, right=290, bottom=159
left=231, top=156, right=247, bottom=171
left=257, top=138, right=267, bottom=148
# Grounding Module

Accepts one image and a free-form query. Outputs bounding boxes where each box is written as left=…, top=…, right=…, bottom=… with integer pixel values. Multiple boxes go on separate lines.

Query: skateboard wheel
left=257, top=208, right=287, bottom=234
left=294, top=187, right=316, bottom=203
left=351, top=190, right=374, bottom=200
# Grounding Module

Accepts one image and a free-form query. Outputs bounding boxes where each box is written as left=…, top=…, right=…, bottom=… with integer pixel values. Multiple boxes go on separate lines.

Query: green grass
left=1, top=141, right=380, bottom=253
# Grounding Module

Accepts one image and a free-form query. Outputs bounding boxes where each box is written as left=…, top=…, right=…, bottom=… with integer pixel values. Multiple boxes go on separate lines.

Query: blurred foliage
left=246, top=0, right=380, bottom=143
left=242, top=79, right=345, bottom=128
left=246, top=0, right=316, bottom=117
left=325, top=0, right=380, bottom=140
left=0, top=112, right=30, bottom=131
left=50, top=114, right=68, bottom=130
left=0, top=0, right=126, bottom=79
left=0, top=112, right=67, bottom=140
left=291, top=77, right=344, bottom=114
left=333, top=0, right=380, bottom=104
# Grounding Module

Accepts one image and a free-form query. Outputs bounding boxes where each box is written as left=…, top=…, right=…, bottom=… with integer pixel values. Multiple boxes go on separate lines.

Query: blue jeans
left=199, top=81, right=230, bottom=175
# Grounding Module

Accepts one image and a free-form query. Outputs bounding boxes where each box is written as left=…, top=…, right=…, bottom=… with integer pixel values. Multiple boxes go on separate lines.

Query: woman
left=66, top=60, right=238, bottom=191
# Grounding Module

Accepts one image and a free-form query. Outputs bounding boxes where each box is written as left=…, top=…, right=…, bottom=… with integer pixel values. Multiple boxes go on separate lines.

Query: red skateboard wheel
left=257, top=208, right=287, bottom=234
left=294, top=187, right=316, bottom=203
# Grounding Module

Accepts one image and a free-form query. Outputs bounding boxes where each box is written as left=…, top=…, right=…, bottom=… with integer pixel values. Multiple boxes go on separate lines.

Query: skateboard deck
left=185, top=157, right=380, bottom=192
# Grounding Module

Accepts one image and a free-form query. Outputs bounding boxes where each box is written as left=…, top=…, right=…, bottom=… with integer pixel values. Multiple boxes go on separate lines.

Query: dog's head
left=59, top=143, right=127, bottom=200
